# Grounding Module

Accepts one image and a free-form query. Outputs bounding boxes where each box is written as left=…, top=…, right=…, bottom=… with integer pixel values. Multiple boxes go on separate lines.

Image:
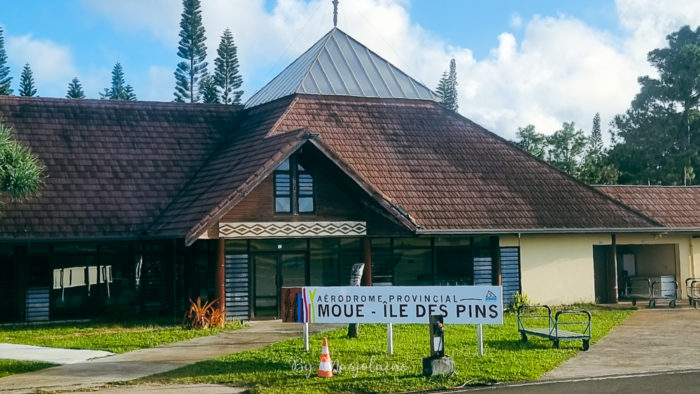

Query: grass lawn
left=0, top=319, right=245, bottom=354
left=0, top=359, right=56, bottom=378
left=142, top=305, right=634, bottom=393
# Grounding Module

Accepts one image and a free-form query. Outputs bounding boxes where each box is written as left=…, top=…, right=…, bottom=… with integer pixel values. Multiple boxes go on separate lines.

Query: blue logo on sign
left=485, top=290, right=497, bottom=302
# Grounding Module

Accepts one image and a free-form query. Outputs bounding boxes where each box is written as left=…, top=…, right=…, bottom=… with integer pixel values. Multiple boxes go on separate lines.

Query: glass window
left=371, top=238, right=391, bottom=249
left=297, top=172, right=314, bottom=213
left=310, top=250, right=339, bottom=286
left=393, top=238, right=431, bottom=248
left=225, top=240, right=248, bottom=254
left=436, top=247, right=472, bottom=285
left=273, top=154, right=315, bottom=214
left=274, top=170, right=291, bottom=214
left=310, top=238, right=339, bottom=250
left=250, top=238, right=307, bottom=252
left=472, top=236, right=492, bottom=258
left=339, top=238, right=361, bottom=285
left=435, top=237, right=470, bottom=247
left=277, top=158, right=290, bottom=171
left=371, top=248, right=393, bottom=284
left=393, top=248, right=432, bottom=285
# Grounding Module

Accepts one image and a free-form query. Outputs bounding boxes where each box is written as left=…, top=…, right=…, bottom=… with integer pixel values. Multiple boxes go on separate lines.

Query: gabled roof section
left=596, top=185, right=700, bottom=230
left=146, top=96, right=303, bottom=243
left=245, top=28, right=437, bottom=108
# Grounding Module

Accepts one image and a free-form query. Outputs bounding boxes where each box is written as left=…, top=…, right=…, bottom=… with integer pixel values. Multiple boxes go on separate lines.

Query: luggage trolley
left=686, top=278, right=700, bottom=308
left=627, top=276, right=677, bottom=308
left=626, top=276, right=651, bottom=306
left=517, top=305, right=592, bottom=350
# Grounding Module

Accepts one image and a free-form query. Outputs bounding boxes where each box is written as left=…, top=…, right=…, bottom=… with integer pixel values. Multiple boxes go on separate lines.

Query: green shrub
left=509, top=292, right=531, bottom=311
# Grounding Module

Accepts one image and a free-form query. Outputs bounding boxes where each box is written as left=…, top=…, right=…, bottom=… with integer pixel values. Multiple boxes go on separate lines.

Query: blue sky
left=1, top=1, right=698, bottom=138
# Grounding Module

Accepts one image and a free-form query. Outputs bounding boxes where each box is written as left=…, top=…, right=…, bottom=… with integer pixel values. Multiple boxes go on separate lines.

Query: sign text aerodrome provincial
left=292, top=286, right=503, bottom=324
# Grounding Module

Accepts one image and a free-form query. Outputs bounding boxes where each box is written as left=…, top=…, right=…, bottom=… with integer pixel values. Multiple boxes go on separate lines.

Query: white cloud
left=82, top=0, right=700, bottom=139
left=509, top=12, right=523, bottom=29
left=6, top=34, right=77, bottom=93
left=616, top=0, right=700, bottom=63
left=458, top=16, right=642, bottom=137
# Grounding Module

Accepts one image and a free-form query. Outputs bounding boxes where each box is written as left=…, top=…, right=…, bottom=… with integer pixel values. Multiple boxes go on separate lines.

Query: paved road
left=544, top=308, right=700, bottom=379
left=0, top=321, right=335, bottom=393
left=453, top=370, right=700, bottom=393
left=450, top=306, right=700, bottom=394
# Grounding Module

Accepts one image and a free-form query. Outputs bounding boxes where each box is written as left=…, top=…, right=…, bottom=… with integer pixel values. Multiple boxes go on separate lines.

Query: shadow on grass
left=485, top=339, right=582, bottom=351
left=159, top=358, right=295, bottom=379
left=0, top=359, right=56, bottom=378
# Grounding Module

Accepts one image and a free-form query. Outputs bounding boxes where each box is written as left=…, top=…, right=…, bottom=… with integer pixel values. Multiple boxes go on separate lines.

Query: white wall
left=515, top=234, right=607, bottom=305
left=503, top=233, right=696, bottom=304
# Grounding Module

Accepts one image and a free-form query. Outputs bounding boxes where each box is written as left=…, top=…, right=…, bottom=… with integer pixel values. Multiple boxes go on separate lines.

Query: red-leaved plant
left=184, top=297, right=226, bottom=329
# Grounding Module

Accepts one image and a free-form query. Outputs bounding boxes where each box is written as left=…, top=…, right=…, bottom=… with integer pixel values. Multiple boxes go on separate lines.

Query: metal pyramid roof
left=245, top=28, right=438, bottom=108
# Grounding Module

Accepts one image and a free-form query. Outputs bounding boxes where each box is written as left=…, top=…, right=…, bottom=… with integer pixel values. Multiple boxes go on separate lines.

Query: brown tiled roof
left=0, top=94, right=664, bottom=242
left=269, top=95, right=661, bottom=232
left=595, top=186, right=700, bottom=229
left=0, top=96, right=241, bottom=240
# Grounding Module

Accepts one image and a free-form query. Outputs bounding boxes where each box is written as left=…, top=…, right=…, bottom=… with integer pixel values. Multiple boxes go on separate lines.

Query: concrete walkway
left=0, top=321, right=333, bottom=393
left=543, top=307, right=700, bottom=380
left=0, top=343, right=113, bottom=364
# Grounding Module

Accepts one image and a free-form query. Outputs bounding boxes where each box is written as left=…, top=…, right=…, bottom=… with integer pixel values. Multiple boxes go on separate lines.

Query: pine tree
left=214, top=28, right=243, bottom=105
left=101, top=63, right=136, bottom=101
left=123, top=84, right=137, bottom=101
left=436, top=58, right=458, bottom=112
left=199, top=73, right=219, bottom=103
left=174, top=0, right=207, bottom=103
left=589, top=112, right=603, bottom=156
left=66, top=77, right=85, bottom=99
left=18, top=63, right=37, bottom=97
left=0, top=120, right=45, bottom=200
left=0, top=27, right=13, bottom=95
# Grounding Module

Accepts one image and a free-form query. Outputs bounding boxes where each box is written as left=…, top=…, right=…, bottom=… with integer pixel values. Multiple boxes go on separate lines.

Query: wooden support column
left=362, top=237, right=372, bottom=286
left=609, top=234, right=619, bottom=303
left=216, top=238, right=226, bottom=309
left=490, top=236, right=502, bottom=286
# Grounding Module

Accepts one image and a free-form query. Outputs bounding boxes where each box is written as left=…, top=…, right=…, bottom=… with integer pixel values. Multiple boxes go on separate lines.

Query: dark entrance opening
left=253, top=253, right=306, bottom=319
left=593, top=245, right=613, bottom=303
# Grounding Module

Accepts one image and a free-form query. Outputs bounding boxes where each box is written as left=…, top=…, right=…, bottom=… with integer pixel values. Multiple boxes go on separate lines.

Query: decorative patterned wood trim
left=219, top=221, right=366, bottom=238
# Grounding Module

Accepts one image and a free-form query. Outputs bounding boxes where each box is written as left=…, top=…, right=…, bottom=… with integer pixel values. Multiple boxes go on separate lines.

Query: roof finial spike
left=332, top=0, right=339, bottom=27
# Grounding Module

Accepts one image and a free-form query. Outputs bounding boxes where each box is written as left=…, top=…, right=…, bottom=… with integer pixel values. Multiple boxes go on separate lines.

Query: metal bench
left=517, top=305, right=592, bottom=351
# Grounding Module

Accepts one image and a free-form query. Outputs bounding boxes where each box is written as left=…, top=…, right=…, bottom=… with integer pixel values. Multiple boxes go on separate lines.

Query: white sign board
left=296, top=286, right=503, bottom=324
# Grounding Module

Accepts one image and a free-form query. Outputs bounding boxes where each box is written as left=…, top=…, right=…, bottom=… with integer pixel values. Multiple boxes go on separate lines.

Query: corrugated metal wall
left=225, top=254, right=250, bottom=319
left=500, top=247, right=521, bottom=303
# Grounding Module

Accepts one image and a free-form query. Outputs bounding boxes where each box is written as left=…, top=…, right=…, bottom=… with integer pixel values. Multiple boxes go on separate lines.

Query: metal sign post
left=387, top=323, right=394, bottom=355
left=303, top=321, right=309, bottom=351
left=477, top=324, right=484, bottom=356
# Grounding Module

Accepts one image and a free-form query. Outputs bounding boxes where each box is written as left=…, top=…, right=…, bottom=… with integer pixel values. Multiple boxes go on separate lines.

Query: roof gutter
left=415, top=227, right=672, bottom=235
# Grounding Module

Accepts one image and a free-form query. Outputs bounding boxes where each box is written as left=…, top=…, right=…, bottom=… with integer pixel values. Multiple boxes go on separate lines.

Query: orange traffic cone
left=318, top=337, right=333, bottom=378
